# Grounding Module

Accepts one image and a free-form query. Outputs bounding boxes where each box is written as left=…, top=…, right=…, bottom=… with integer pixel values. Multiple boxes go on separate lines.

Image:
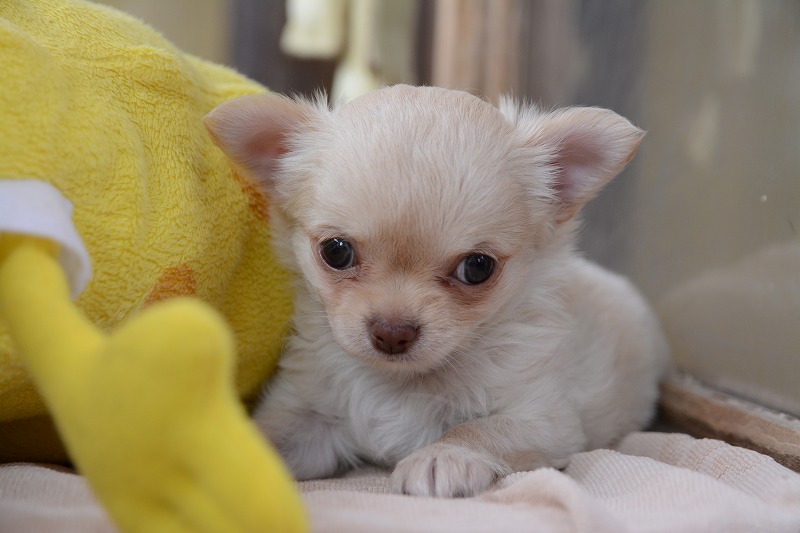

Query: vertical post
left=431, top=0, right=522, bottom=102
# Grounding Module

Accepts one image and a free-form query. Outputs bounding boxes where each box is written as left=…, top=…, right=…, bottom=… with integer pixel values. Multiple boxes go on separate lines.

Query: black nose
left=368, top=319, right=419, bottom=355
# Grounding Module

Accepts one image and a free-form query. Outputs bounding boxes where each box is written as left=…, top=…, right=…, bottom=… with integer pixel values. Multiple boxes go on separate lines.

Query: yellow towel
left=0, top=0, right=293, bottom=458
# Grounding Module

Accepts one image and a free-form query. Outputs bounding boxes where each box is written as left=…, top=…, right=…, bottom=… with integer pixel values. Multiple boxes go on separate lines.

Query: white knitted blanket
left=2, top=432, right=799, bottom=532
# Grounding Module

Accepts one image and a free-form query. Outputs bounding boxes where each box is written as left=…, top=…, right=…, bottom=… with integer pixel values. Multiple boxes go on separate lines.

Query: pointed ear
left=203, top=93, right=314, bottom=198
left=527, top=107, right=645, bottom=223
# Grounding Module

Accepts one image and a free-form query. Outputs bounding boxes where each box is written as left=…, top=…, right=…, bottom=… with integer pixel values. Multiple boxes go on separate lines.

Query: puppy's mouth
left=360, top=349, right=436, bottom=375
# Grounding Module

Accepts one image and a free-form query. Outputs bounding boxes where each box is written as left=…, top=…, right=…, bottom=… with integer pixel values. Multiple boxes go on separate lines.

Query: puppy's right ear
left=203, top=93, right=313, bottom=199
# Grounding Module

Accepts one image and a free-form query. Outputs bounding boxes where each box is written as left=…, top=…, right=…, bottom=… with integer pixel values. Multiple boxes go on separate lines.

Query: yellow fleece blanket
left=0, top=0, right=293, bottom=459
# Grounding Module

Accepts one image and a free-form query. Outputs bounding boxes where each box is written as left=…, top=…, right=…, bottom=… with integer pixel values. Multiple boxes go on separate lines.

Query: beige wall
left=630, top=1, right=799, bottom=299
left=626, top=1, right=800, bottom=415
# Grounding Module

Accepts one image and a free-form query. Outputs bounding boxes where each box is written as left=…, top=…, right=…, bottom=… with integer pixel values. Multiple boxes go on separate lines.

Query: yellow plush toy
left=0, top=0, right=306, bottom=531
left=0, top=236, right=306, bottom=532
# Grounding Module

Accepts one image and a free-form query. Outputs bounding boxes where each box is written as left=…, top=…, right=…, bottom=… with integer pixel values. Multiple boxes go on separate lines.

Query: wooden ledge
left=659, top=373, right=800, bottom=473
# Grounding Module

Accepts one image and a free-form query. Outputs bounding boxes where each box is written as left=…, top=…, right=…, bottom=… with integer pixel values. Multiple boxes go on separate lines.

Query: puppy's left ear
left=204, top=93, right=315, bottom=202
left=523, top=107, right=645, bottom=223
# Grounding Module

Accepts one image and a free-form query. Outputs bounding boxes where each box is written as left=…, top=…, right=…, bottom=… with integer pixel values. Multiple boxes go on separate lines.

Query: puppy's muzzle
left=368, top=319, right=420, bottom=355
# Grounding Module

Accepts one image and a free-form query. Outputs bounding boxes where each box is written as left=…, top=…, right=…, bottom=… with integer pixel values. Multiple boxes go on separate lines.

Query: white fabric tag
left=0, top=180, right=92, bottom=299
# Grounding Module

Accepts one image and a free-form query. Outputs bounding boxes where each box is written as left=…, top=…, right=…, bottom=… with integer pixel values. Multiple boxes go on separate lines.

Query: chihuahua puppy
left=204, top=85, right=669, bottom=498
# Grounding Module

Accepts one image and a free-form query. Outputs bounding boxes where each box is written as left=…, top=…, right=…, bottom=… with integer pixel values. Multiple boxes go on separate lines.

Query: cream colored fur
left=204, top=85, right=669, bottom=498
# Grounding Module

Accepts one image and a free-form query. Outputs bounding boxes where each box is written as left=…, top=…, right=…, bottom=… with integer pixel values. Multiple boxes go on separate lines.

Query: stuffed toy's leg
left=0, top=234, right=306, bottom=533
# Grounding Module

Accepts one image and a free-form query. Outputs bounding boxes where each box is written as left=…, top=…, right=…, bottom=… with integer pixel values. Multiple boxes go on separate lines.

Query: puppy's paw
left=390, top=443, right=508, bottom=498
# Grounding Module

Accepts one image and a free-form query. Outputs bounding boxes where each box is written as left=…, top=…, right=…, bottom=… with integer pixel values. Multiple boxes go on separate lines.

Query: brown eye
left=454, top=254, right=494, bottom=285
left=320, top=238, right=356, bottom=270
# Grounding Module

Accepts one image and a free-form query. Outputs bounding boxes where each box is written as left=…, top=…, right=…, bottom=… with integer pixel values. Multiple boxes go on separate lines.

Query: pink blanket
left=2, top=432, right=799, bottom=532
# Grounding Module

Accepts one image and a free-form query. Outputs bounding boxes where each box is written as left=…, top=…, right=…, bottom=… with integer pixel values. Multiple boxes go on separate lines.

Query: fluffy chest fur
left=272, top=297, right=553, bottom=468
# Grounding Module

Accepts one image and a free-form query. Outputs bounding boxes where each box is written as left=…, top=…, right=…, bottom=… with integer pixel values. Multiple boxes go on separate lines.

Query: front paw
left=390, top=443, right=508, bottom=498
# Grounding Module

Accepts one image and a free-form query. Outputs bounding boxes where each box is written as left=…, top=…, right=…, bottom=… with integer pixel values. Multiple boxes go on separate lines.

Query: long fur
left=204, top=85, right=669, bottom=497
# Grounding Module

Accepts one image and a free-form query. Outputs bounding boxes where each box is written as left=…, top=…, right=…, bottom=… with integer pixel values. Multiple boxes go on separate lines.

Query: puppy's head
left=205, top=85, right=643, bottom=375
